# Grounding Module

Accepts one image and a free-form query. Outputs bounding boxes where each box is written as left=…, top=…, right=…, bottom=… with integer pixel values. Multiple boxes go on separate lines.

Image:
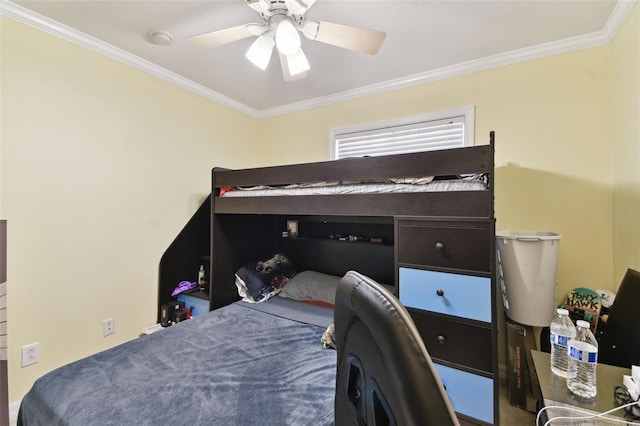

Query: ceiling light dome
left=284, top=49, right=309, bottom=76
left=275, top=18, right=300, bottom=55
left=246, top=33, right=275, bottom=70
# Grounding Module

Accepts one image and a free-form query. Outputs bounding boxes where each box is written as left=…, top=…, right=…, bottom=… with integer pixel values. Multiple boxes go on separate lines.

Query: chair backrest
left=334, top=270, right=459, bottom=426
left=599, top=268, right=640, bottom=368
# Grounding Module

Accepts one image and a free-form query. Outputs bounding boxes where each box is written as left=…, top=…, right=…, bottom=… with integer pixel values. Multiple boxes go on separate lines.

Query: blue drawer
left=434, top=363, right=494, bottom=424
left=177, top=293, right=209, bottom=317
left=399, top=268, right=491, bottom=322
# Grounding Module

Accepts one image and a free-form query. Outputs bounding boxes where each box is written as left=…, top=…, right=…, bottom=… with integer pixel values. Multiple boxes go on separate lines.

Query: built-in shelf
left=280, top=236, right=393, bottom=247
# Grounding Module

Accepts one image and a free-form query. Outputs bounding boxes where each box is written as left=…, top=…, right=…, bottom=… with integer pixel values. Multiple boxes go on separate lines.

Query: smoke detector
left=148, top=30, right=173, bottom=46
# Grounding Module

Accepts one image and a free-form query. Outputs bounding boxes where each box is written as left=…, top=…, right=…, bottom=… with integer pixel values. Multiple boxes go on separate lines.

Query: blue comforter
left=18, top=299, right=336, bottom=425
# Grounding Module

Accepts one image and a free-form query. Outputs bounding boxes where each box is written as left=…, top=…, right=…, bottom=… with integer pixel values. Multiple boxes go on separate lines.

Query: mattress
left=18, top=298, right=336, bottom=426
left=221, top=176, right=487, bottom=198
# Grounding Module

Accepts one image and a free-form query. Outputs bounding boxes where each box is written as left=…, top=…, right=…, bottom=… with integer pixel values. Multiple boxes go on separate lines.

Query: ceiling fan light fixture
left=246, top=34, right=274, bottom=70
left=275, top=18, right=301, bottom=55
left=188, top=0, right=386, bottom=81
left=285, top=49, right=310, bottom=76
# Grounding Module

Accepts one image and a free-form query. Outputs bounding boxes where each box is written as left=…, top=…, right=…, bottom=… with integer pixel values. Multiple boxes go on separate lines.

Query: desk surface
left=531, top=350, right=631, bottom=424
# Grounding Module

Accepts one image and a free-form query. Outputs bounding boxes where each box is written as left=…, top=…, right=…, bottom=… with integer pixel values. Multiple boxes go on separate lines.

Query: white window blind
left=331, top=107, right=474, bottom=160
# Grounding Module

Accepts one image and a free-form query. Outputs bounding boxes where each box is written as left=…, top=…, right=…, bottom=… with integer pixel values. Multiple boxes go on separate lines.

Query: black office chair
left=599, top=268, right=640, bottom=368
left=334, top=270, right=459, bottom=426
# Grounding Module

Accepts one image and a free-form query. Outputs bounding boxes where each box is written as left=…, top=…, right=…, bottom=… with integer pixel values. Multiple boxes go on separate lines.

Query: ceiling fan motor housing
left=247, top=0, right=310, bottom=22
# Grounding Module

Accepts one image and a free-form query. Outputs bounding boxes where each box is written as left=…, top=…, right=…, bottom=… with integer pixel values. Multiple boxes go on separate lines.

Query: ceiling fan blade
left=313, top=21, right=386, bottom=55
left=187, top=25, right=254, bottom=48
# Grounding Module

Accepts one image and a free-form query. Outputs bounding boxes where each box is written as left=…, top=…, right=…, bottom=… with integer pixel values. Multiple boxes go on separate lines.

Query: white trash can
left=496, top=231, right=561, bottom=327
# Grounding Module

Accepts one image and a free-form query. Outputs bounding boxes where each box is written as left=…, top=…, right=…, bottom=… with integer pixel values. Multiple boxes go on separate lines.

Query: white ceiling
left=3, top=0, right=635, bottom=117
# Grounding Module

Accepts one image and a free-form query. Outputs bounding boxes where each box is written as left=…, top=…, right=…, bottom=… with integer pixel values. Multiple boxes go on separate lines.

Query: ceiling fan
left=187, top=0, right=386, bottom=81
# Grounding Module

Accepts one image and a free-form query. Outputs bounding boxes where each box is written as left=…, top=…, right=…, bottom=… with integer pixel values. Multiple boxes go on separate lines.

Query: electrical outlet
left=22, top=342, right=39, bottom=367
left=103, top=317, right=115, bottom=336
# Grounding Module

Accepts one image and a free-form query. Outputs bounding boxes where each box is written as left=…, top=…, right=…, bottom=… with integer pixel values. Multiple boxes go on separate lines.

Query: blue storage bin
left=177, top=293, right=210, bottom=317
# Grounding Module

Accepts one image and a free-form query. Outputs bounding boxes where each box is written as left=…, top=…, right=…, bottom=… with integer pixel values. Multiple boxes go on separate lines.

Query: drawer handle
left=436, top=289, right=445, bottom=297
left=437, top=335, right=446, bottom=344
left=435, top=242, right=444, bottom=250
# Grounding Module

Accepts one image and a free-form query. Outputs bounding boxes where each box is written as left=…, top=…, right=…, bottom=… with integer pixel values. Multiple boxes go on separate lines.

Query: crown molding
left=603, top=0, right=637, bottom=42
left=2, top=0, right=636, bottom=119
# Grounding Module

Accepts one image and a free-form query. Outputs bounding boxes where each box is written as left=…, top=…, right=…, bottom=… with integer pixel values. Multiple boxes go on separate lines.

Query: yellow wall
left=1, top=18, right=258, bottom=402
left=611, top=2, right=640, bottom=285
left=1, top=4, right=638, bottom=405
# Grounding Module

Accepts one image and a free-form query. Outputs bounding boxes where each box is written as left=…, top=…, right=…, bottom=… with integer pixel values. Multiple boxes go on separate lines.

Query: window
left=330, top=106, right=474, bottom=160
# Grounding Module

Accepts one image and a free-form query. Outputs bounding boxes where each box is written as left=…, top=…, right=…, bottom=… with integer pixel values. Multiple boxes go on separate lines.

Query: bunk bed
left=206, top=133, right=495, bottom=302
left=206, top=131, right=498, bottom=425
left=19, top=132, right=497, bottom=426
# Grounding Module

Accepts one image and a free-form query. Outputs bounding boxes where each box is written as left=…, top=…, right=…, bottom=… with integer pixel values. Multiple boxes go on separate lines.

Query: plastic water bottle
left=550, top=308, right=575, bottom=377
left=567, top=320, right=598, bottom=399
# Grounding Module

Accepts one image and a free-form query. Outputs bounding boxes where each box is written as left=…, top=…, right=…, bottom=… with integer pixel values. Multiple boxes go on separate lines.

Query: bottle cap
left=576, top=319, right=590, bottom=328
left=557, top=308, right=569, bottom=315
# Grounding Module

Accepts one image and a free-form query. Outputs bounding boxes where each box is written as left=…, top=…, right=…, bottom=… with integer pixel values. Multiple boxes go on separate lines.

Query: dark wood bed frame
left=213, top=140, right=493, bottom=217
left=158, top=131, right=498, bottom=425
